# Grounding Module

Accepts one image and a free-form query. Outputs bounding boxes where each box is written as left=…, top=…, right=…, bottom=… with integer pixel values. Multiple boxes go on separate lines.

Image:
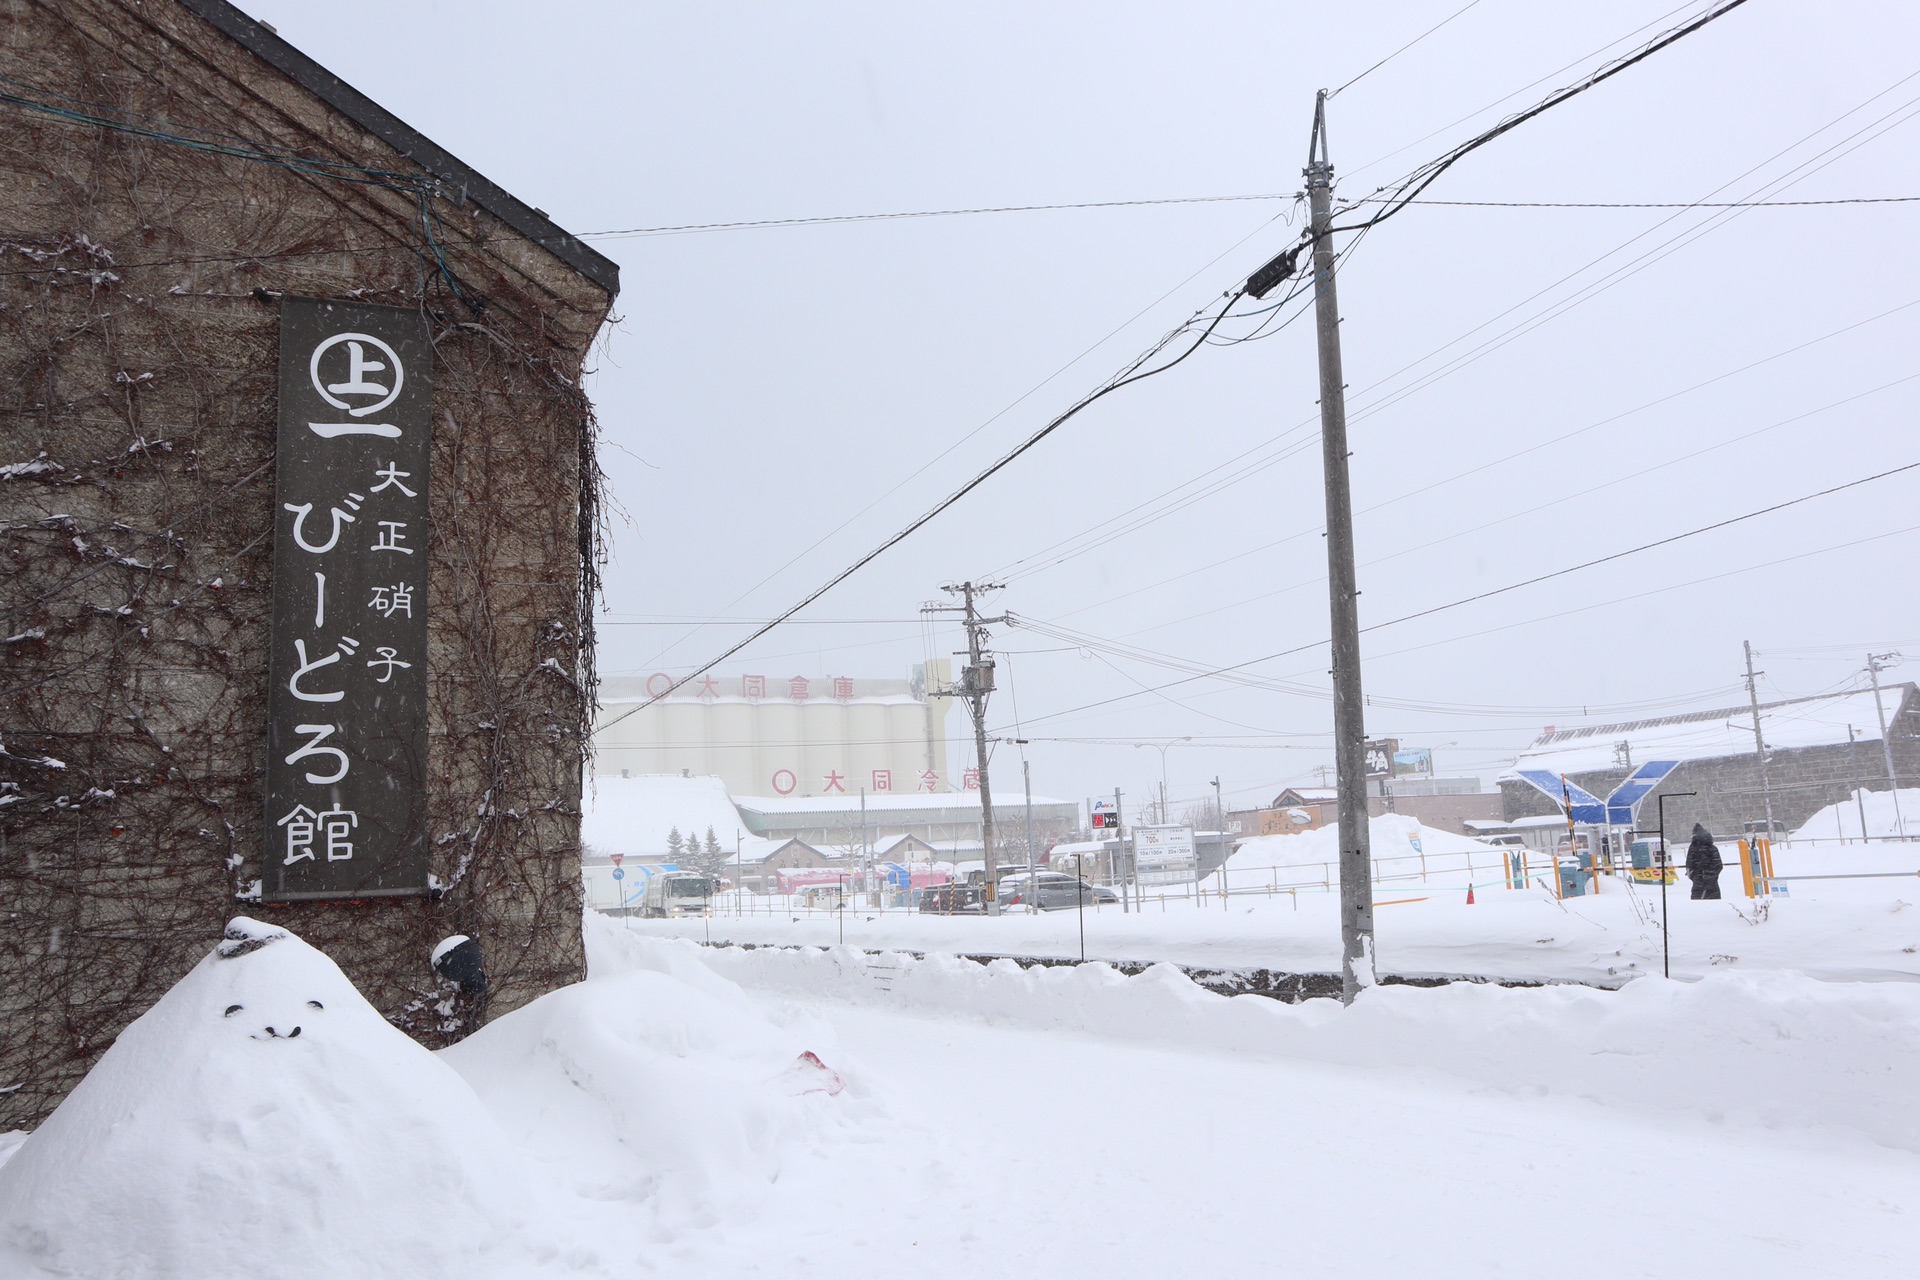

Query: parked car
left=917, top=883, right=986, bottom=915
left=999, top=872, right=1117, bottom=911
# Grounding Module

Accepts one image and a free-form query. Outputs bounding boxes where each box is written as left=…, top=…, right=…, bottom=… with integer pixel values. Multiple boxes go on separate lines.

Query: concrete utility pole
left=1213, top=775, right=1230, bottom=911
left=1306, top=90, right=1375, bottom=1000
left=1867, top=652, right=1907, bottom=838
left=1021, top=752, right=1037, bottom=907
left=1847, top=725, right=1869, bottom=840
left=1743, top=641, right=1778, bottom=842
left=925, top=582, right=1005, bottom=915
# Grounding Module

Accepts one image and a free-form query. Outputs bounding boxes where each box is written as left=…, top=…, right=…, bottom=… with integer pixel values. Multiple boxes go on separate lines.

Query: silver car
left=1001, top=872, right=1118, bottom=911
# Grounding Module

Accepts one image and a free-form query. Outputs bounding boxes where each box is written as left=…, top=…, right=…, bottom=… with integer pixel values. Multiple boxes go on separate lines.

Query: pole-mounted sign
left=1362, top=738, right=1398, bottom=779
left=263, top=298, right=432, bottom=900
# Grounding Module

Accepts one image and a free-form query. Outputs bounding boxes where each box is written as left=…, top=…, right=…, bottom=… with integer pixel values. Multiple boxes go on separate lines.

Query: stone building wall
left=0, top=0, right=615, bottom=1127
left=1499, top=688, right=1920, bottom=839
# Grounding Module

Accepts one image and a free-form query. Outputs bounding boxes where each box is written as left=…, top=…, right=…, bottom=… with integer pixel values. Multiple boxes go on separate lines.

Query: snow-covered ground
left=1792, top=786, right=1920, bottom=844
left=632, top=826, right=1920, bottom=986
left=6, top=909, right=1919, bottom=1277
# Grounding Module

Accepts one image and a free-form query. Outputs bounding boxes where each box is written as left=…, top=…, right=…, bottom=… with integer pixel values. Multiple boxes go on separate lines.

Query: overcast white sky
left=251, top=0, right=1920, bottom=817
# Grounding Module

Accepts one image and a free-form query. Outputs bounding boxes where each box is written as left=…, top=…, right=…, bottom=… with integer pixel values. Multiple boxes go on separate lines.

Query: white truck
left=640, top=871, right=716, bottom=918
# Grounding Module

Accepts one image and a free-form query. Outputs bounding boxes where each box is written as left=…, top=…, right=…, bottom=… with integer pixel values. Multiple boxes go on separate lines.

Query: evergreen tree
left=704, top=827, right=722, bottom=860
left=666, top=826, right=684, bottom=860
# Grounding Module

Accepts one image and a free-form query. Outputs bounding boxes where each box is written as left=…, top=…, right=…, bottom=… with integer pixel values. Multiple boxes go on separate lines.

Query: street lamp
left=1131, top=737, right=1193, bottom=823
left=1650, top=791, right=1696, bottom=979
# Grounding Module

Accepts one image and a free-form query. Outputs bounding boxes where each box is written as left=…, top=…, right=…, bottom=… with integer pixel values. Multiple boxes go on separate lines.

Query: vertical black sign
left=264, top=299, right=431, bottom=900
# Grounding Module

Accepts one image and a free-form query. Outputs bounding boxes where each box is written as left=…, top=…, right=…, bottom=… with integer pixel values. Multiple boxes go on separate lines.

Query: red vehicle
left=775, top=868, right=850, bottom=895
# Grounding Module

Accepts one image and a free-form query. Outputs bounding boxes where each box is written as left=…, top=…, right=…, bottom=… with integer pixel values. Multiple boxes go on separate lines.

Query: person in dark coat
left=1685, top=823, right=1723, bottom=899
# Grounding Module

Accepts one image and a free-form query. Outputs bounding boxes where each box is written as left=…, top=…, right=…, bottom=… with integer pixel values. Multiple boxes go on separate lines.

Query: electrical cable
left=1087, top=367, right=1920, bottom=644
left=629, top=210, right=1297, bottom=673
left=1002, top=82, right=1920, bottom=604
left=594, top=285, right=1251, bottom=734
left=1322, top=0, right=1756, bottom=239
left=575, top=193, right=1295, bottom=239
left=1327, top=0, right=1485, bottom=100
left=1000, top=463, right=1920, bottom=730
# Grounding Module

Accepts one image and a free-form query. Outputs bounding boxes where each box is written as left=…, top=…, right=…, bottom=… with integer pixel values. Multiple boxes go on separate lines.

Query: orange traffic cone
left=1465, top=884, right=1476, bottom=905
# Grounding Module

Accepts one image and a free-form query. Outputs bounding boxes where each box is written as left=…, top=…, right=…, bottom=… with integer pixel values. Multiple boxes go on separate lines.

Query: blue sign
left=611, top=867, right=625, bottom=881
left=1515, top=761, right=1684, bottom=827
left=1604, top=760, right=1681, bottom=826
left=1514, top=770, right=1608, bottom=824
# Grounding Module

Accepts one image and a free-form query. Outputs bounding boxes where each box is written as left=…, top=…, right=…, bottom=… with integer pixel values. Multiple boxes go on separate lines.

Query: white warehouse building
left=593, top=661, right=956, bottom=800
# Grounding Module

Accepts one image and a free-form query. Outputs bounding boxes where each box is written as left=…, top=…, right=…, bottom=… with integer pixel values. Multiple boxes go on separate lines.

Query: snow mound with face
left=0, top=918, right=577, bottom=1280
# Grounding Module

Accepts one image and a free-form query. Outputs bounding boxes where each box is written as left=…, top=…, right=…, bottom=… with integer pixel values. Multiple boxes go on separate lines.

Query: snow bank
left=441, top=912, right=873, bottom=1241
left=0, top=918, right=572, bottom=1280
left=1228, top=812, right=1499, bottom=874
left=648, top=936, right=1920, bottom=1154
left=1791, top=786, right=1920, bottom=843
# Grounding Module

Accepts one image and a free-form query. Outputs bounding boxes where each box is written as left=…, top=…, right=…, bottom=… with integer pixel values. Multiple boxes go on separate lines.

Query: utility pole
left=1021, top=751, right=1037, bottom=909
left=1114, top=786, right=1127, bottom=913
left=1847, top=726, right=1869, bottom=841
left=924, top=582, right=1006, bottom=915
left=1306, top=90, right=1375, bottom=1000
left=1742, top=641, right=1778, bottom=845
left=1213, top=775, right=1229, bottom=911
left=1867, top=652, right=1907, bottom=838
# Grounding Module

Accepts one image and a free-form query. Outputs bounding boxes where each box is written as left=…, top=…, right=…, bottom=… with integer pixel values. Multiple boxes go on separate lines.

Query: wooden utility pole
left=1867, top=652, right=1907, bottom=839
left=1305, top=91, right=1375, bottom=999
left=1743, top=641, right=1777, bottom=842
left=926, top=582, right=1005, bottom=915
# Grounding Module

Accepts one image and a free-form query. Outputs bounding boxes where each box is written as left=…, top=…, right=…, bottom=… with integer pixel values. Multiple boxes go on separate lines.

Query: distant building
left=578, top=774, right=1078, bottom=879
left=1499, top=685, right=1920, bottom=837
left=1234, top=783, right=1503, bottom=838
left=593, top=662, right=955, bottom=799
left=735, top=788, right=1079, bottom=859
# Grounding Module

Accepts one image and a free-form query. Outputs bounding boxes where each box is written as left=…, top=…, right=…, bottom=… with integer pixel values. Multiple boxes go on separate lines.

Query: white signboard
left=1131, top=824, right=1197, bottom=884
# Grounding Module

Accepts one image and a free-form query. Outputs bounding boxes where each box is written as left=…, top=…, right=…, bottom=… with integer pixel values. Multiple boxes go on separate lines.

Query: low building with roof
left=1498, top=685, right=1920, bottom=839
left=733, top=788, right=1079, bottom=859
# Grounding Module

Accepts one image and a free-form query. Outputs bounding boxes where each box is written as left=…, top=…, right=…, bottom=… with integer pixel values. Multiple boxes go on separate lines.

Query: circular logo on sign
left=310, top=331, right=404, bottom=418
left=771, top=769, right=797, bottom=795
left=645, top=672, right=675, bottom=697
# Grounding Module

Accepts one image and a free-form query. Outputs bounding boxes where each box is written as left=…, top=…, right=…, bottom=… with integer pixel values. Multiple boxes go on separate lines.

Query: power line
left=594, top=285, right=1252, bottom=734
left=996, top=79, right=1920, bottom=600
left=574, top=193, right=1295, bottom=240
left=1325, top=0, right=1757, bottom=238
left=1367, top=195, right=1920, bottom=209
left=630, top=209, right=1298, bottom=673
left=1004, top=464, right=1920, bottom=729
left=603, top=0, right=1773, bottom=734
left=1369, top=461, right=1920, bottom=632
left=1094, top=366, right=1920, bottom=644
left=1328, top=0, right=1485, bottom=99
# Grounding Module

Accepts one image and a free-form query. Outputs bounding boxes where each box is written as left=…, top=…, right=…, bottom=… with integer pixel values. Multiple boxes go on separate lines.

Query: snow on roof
left=1466, top=815, right=1570, bottom=831
left=1502, top=686, right=1913, bottom=779
left=580, top=775, right=745, bottom=857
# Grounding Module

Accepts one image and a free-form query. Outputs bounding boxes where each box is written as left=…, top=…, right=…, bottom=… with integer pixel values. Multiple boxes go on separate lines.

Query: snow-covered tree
left=666, top=826, right=684, bottom=860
